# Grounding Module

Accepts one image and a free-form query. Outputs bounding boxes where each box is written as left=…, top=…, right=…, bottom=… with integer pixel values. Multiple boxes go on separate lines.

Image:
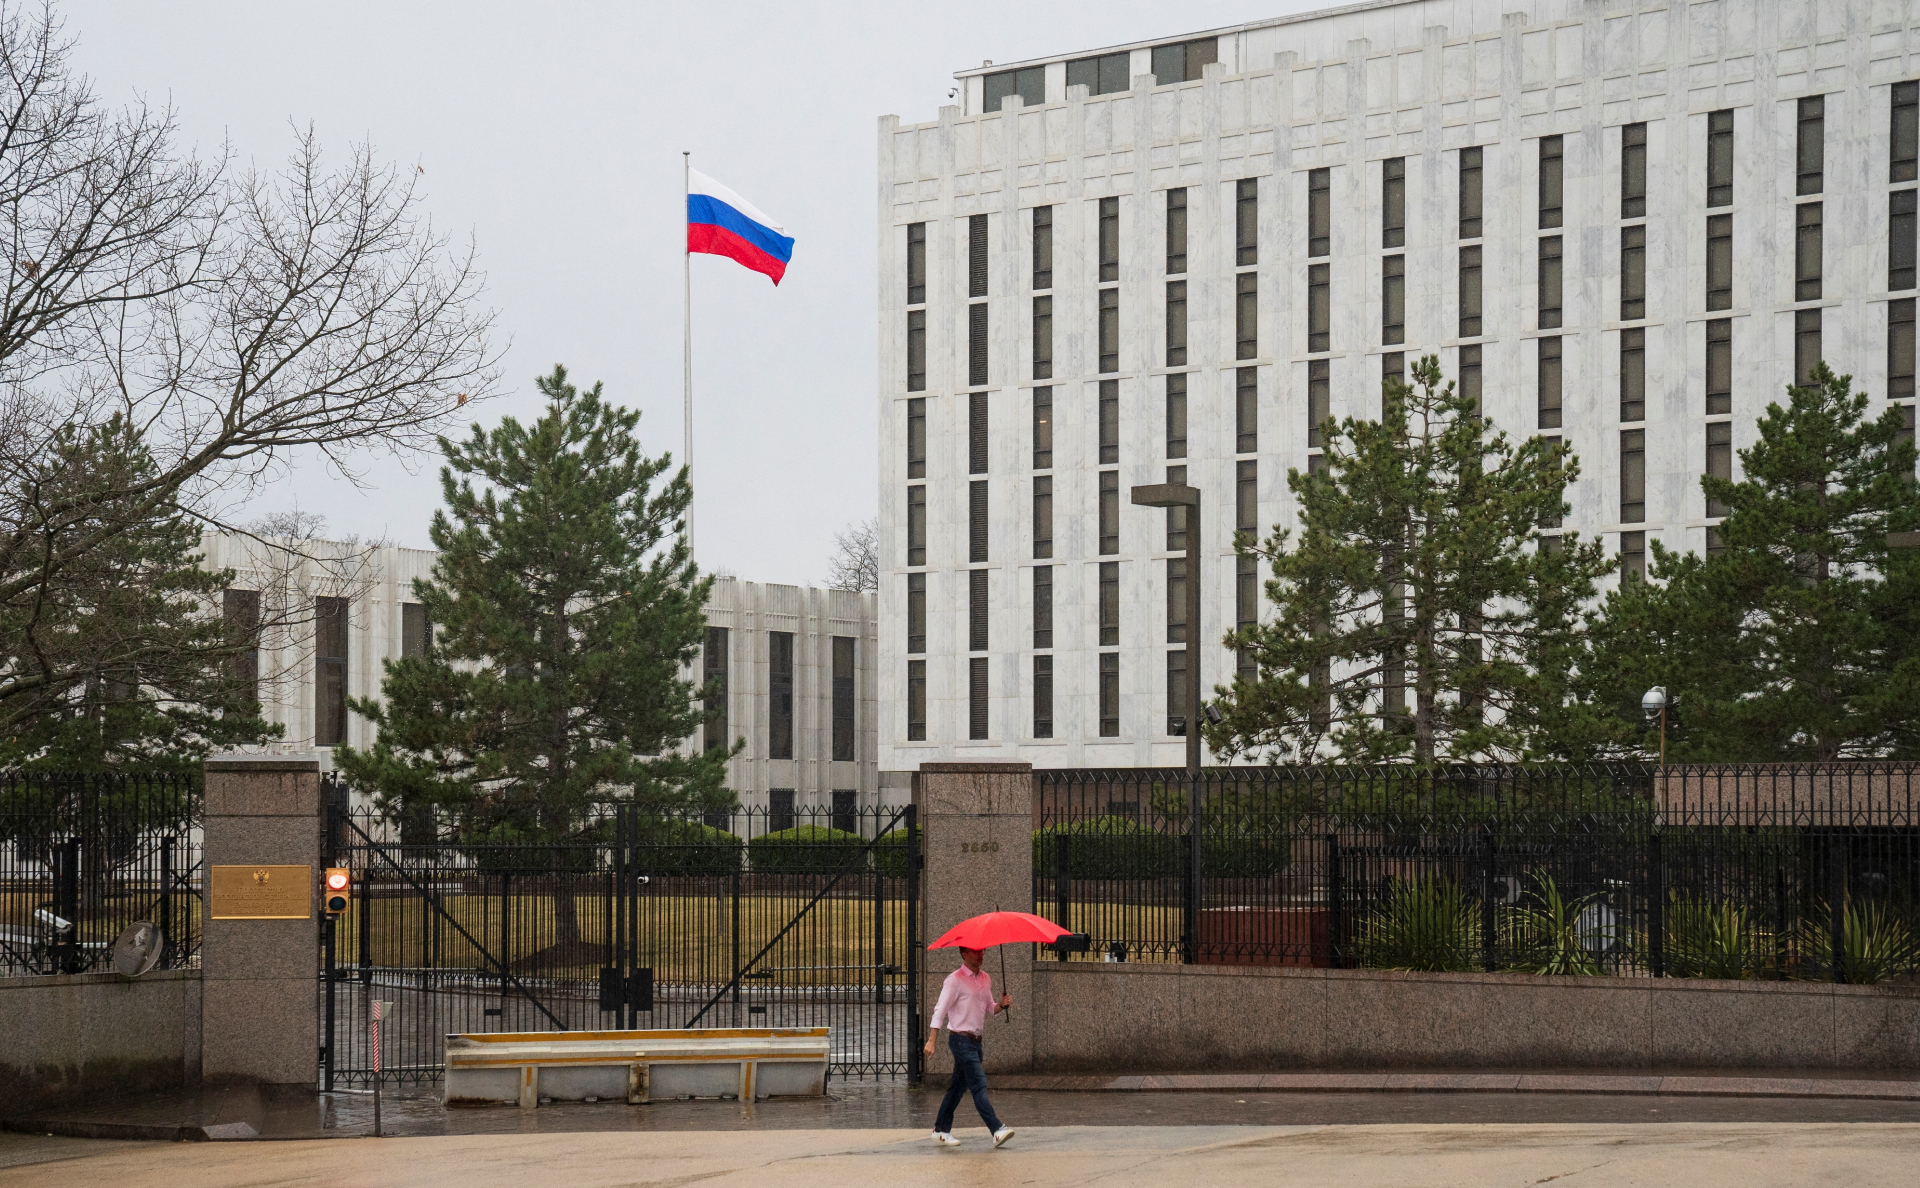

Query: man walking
left=924, top=945, right=1014, bottom=1148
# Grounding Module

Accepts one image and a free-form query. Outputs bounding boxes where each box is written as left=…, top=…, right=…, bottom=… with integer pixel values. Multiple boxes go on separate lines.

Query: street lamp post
left=1641, top=686, right=1668, bottom=768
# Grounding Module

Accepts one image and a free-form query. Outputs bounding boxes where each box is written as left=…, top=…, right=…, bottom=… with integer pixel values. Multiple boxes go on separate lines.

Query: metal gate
left=321, top=782, right=921, bottom=1087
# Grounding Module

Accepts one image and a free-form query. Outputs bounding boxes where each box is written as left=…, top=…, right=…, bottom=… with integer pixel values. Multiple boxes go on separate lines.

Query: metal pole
left=1648, top=829, right=1664, bottom=978
left=158, top=836, right=173, bottom=970
left=323, top=915, right=337, bottom=1093
left=1186, top=494, right=1203, bottom=964
left=1055, top=833, right=1071, bottom=962
left=683, top=150, right=695, bottom=562
left=905, top=803, right=921, bottom=1085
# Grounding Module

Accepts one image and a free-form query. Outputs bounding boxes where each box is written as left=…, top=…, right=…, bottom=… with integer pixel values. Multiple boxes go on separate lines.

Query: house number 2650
left=960, top=841, right=1000, bottom=854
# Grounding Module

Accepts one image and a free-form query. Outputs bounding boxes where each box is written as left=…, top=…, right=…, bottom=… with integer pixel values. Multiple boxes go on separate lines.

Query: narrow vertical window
left=1620, top=327, right=1646, bottom=422
left=969, top=478, right=988, bottom=563
left=907, top=397, right=927, bottom=478
left=1890, top=298, right=1917, bottom=401
left=907, top=660, right=926, bottom=741
left=1794, top=308, right=1822, bottom=388
left=315, top=595, right=348, bottom=746
left=968, top=213, right=988, bottom=297
left=1032, top=386, right=1052, bottom=468
left=969, top=302, right=988, bottom=387
left=1383, top=157, right=1406, bottom=248
left=1707, top=109, right=1733, bottom=208
left=1032, top=655, right=1053, bottom=739
left=1458, top=246, right=1483, bottom=336
left=1166, top=188, right=1187, bottom=274
left=907, top=222, right=927, bottom=304
left=1165, top=373, right=1187, bottom=459
left=1538, top=134, right=1564, bottom=229
left=402, top=602, right=432, bottom=658
left=1706, top=421, right=1733, bottom=518
left=1032, top=474, right=1052, bottom=559
left=1620, top=429, right=1645, bottom=523
left=1033, top=566, right=1053, bottom=648
left=969, top=569, right=989, bottom=652
left=1896, top=81, right=1920, bottom=183
left=1098, top=287, right=1119, bottom=372
left=1238, top=177, right=1260, bottom=265
left=1459, top=344, right=1482, bottom=415
left=1539, top=436, right=1564, bottom=529
left=1032, top=296, right=1052, bottom=379
left=1099, top=196, right=1119, bottom=282
left=1797, top=95, right=1825, bottom=196
left=1459, top=146, right=1484, bottom=238
left=968, top=391, right=988, bottom=474
left=1307, top=359, right=1331, bottom=448
left=1236, top=272, right=1258, bottom=359
left=1165, top=464, right=1187, bottom=552
left=1706, top=214, right=1733, bottom=310
left=906, top=310, right=926, bottom=391
left=1307, top=263, right=1330, bottom=352
left=1166, top=648, right=1188, bottom=734
left=1236, top=459, right=1258, bottom=534
left=907, top=573, right=926, bottom=653
left=1098, top=652, right=1119, bottom=737
left=768, top=631, right=794, bottom=760
left=1891, top=189, right=1917, bottom=291
left=1621, top=225, right=1646, bottom=320
left=831, top=636, right=855, bottom=762
left=1099, top=380, right=1118, bottom=464
left=1620, top=531, right=1646, bottom=582
left=1236, top=367, right=1257, bottom=453
left=770, top=790, right=795, bottom=834
left=1537, top=235, right=1563, bottom=329
left=1382, top=352, right=1405, bottom=393
left=1165, top=556, right=1187, bottom=645
left=1166, top=280, right=1188, bottom=365
left=969, top=657, right=988, bottom=740
left=1621, top=123, right=1647, bottom=219
left=1795, top=202, right=1822, bottom=301
left=1305, top=170, right=1327, bottom=258
left=1706, top=320, right=1733, bottom=415
left=1235, top=554, right=1258, bottom=682
left=1098, top=561, right=1119, bottom=646
left=1537, top=336, right=1563, bottom=430
left=1098, top=470, right=1119, bottom=555
left=906, top=485, right=926, bottom=565
left=703, top=626, right=729, bottom=753
left=1032, top=205, right=1053, bottom=290
left=1382, top=254, right=1405, bottom=345
left=224, top=589, right=260, bottom=708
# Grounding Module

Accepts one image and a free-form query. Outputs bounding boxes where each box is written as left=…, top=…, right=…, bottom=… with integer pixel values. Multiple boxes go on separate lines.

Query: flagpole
left=683, top=150, right=694, bottom=564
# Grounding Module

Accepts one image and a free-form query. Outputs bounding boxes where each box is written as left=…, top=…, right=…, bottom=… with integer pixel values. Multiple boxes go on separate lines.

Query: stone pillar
left=917, top=761, right=1034, bottom=1077
left=200, top=755, right=326, bottom=1087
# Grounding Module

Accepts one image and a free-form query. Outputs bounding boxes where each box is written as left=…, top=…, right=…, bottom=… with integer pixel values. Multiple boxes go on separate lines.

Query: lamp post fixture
left=1641, top=686, right=1668, bottom=769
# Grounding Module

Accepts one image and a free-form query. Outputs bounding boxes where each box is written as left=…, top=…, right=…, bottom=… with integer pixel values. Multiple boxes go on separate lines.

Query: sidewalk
left=994, top=1069, right=1920, bottom=1101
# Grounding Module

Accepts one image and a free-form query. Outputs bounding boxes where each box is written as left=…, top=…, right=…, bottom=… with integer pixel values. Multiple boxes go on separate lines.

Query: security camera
left=1205, top=704, right=1225, bottom=725
left=34, top=907, right=74, bottom=933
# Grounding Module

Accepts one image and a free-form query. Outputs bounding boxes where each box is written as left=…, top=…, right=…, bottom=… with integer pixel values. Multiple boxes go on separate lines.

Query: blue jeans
left=934, top=1031, right=1002, bottom=1134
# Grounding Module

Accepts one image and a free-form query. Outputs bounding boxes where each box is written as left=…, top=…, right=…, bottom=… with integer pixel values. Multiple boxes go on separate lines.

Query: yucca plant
left=1359, top=874, right=1479, bottom=971
left=1506, top=874, right=1607, bottom=976
left=1664, top=896, right=1755, bottom=980
left=1798, top=901, right=1919, bottom=985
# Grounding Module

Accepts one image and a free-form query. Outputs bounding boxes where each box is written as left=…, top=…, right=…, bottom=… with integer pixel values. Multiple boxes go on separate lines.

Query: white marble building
left=876, top=0, right=1920, bottom=775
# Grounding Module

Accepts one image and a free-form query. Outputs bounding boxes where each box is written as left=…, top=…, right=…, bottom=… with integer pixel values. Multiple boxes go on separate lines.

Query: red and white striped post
left=371, top=999, right=384, bottom=1136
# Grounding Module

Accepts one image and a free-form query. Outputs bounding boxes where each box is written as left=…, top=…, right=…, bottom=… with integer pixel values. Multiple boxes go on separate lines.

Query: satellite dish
left=109, top=921, right=163, bottom=976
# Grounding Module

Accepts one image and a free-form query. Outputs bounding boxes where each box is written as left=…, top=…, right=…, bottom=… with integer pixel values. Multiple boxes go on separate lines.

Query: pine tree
left=1205, top=355, right=1614, bottom=764
left=1582, top=364, right=1920, bottom=760
left=338, top=366, right=734, bottom=944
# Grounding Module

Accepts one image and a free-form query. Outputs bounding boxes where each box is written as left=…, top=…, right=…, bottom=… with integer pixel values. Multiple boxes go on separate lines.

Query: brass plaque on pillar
left=210, top=864, right=313, bottom=919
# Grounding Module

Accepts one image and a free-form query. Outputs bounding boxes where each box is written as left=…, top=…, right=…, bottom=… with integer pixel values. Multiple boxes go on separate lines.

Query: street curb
left=1, top=1118, right=258, bottom=1142
left=992, top=1072, right=1920, bottom=1102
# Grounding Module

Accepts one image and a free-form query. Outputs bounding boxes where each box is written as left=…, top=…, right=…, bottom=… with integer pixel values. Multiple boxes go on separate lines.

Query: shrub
left=1202, top=823, right=1292, bottom=878
left=1664, top=896, right=1756, bottom=979
left=1506, top=875, right=1608, bottom=976
left=1359, top=875, right=1478, bottom=971
left=748, top=825, right=868, bottom=876
left=1797, top=900, right=1918, bottom=984
left=1033, top=816, right=1182, bottom=879
left=633, top=819, right=744, bottom=877
left=873, top=827, right=917, bottom=879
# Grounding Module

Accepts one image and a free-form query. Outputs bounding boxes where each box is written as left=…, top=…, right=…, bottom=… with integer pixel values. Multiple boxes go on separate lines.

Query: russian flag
left=687, top=169, right=794, bottom=285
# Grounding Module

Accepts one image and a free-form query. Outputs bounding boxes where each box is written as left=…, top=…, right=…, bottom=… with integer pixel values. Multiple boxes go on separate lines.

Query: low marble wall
left=0, top=969, right=202, bottom=1117
left=1031, top=962, right=1920, bottom=1072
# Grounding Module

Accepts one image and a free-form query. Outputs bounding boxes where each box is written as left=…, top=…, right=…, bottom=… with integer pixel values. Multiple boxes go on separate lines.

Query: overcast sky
left=68, top=0, right=1312, bottom=584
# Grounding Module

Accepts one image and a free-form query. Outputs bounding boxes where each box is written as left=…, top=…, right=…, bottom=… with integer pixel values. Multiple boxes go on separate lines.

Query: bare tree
left=825, top=518, right=878, bottom=592
left=0, top=3, right=498, bottom=728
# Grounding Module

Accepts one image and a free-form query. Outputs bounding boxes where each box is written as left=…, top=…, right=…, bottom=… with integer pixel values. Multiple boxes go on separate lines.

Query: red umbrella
left=928, top=910, right=1069, bottom=950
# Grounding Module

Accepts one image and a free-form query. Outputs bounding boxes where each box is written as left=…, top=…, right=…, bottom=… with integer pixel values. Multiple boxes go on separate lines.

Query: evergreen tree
left=339, top=366, right=733, bottom=943
left=1205, top=355, right=1614, bottom=764
left=1582, top=364, right=1920, bottom=760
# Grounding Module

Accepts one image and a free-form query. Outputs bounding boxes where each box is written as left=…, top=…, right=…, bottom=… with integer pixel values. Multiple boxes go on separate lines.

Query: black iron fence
left=1035, top=763, right=1920, bottom=983
left=323, top=786, right=921, bottom=1086
left=0, top=770, right=201, bottom=976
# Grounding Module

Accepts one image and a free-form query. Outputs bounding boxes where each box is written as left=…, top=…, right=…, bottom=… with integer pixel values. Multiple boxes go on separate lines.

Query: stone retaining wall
left=0, top=969, right=202, bottom=1117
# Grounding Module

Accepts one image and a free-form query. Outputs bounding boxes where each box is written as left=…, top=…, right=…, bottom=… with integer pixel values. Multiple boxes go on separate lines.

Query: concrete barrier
left=443, top=1028, right=830, bottom=1108
left=0, top=969, right=202, bottom=1117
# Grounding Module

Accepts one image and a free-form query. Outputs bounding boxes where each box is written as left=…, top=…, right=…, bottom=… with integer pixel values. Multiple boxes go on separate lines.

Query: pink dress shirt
left=930, top=964, right=997, bottom=1036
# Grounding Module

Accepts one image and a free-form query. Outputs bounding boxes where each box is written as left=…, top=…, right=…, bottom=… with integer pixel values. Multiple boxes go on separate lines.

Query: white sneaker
left=931, top=1131, right=961, bottom=1147
left=993, top=1127, right=1015, bottom=1147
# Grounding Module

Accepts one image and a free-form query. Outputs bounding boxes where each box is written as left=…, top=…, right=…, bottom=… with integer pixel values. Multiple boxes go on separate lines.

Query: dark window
left=1165, top=464, right=1187, bottom=552
left=1794, top=307, right=1822, bottom=388
left=1307, top=359, right=1330, bottom=449
left=1539, top=135, right=1564, bottom=229
left=969, top=479, right=988, bottom=562
left=907, top=661, right=926, bottom=741
left=1099, top=561, right=1119, bottom=647
left=1706, top=320, right=1732, bottom=415
left=1236, top=554, right=1258, bottom=682
left=1098, top=652, right=1119, bottom=737
left=907, top=221, right=926, bottom=304
left=907, top=573, right=926, bottom=653
left=1896, top=81, right=1920, bottom=183
left=401, top=602, right=431, bottom=659
left=1166, top=280, right=1187, bottom=365
left=1460, top=344, right=1482, bottom=415
left=1892, top=189, right=1917, bottom=291
left=1383, top=157, right=1406, bottom=248
left=1706, top=420, right=1733, bottom=518
left=1166, top=648, right=1188, bottom=734
left=223, top=589, right=260, bottom=707
left=1707, top=109, right=1733, bottom=207
left=969, top=302, right=988, bottom=386
left=1032, top=474, right=1052, bottom=558
left=1166, top=557, right=1186, bottom=644
left=1098, top=287, right=1119, bottom=372
left=984, top=65, right=1045, bottom=112
left=1538, top=235, right=1562, bottom=329
left=969, top=568, right=988, bottom=652
left=1706, top=214, right=1733, bottom=310
left=907, top=485, right=926, bottom=566
left=832, top=788, right=856, bottom=834
left=1099, top=470, right=1119, bottom=555
left=1165, top=373, right=1187, bottom=459
left=1032, top=386, right=1052, bottom=468
left=1306, top=170, right=1328, bottom=258
left=1308, top=263, right=1330, bottom=352
left=1033, top=655, right=1053, bottom=739
left=1032, top=205, right=1052, bottom=290
left=1236, top=272, right=1258, bottom=359
left=770, top=789, right=796, bottom=834
left=1236, top=459, right=1258, bottom=534
left=831, top=636, right=855, bottom=762
left=907, top=310, right=926, bottom=392
left=1620, top=429, right=1645, bottom=523
left=1621, top=123, right=1647, bottom=219
left=1459, top=146, right=1484, bottom=238
left=1797, top=95, right=1825, bottom=196
left=969, top=214, right=988, bottom=297
left=1382, top=254, right=1404, bottom=345
left=315, top=595, right=348, bottom=746
left=1795, top=202, right=1823, bottom=301
left=1151, top=37, right=1218, bottom=84
left=1099, top=196, right=1119, bottom=282
left=1705, top=527, right=1727, bottom=556
left=1240, top=177, right=1261, bottom=265
left=1458, top=245, right=1482, bottom=336
left=907, top=397, right=926, bottom=479
left=1891, top=298, right=1916, bottom=401
left=703, top=626, right=729, bottom=753
left=768, top=631, right=794, bottom=760
left=1899, top=405, right=1917, bottom=474
left=969, top=391, right=988, bottom=474
left=1538, top=336, right=1562, bottom=430
left=1621, top=224, right=1646, bottom=320
left=1032, top=295, right=1052, bottom=379
left=1621, top=327, right=1646, bottom=422
left=1099, top=380, right=1118, bottom=464
left=1620, top=531, right=1646, bottom=582
left=1166, top=188, right=1187, bottom=274
left=1236, top=367, right=1257, bottom=453
left=1067, top=52, right=1130, bottom=97
left=1539, top=434, right=1564, bottom=529
left=1033, top=565, right=1053, bottom=648
left=1382, top=353, right=1405, bottom=414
